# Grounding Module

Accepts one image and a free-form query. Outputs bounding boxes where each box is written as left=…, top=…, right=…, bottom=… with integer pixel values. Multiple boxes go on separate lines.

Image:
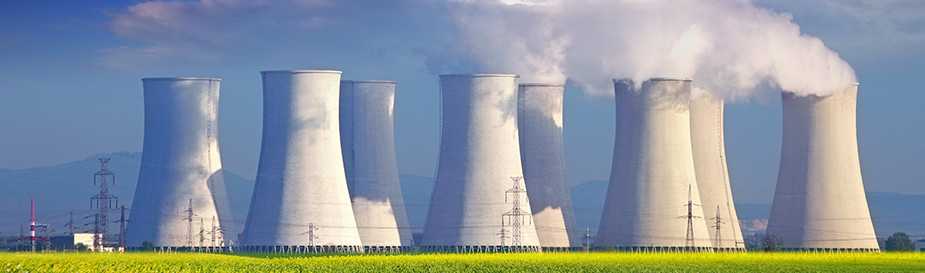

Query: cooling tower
left=689, top=93, right=745, bottom=250
left=126, top=77, right=225, bottom=247
left=340, top=80, right=412, bottom=251
left=517, top=83, right=575, bottom=249
left=240, top=70, right=362, bottom=252
left=421, top=74, right=541, bottom=252
left=767, top=84, right=879, bottom=251
left=597, top=79, right=712, bottom=251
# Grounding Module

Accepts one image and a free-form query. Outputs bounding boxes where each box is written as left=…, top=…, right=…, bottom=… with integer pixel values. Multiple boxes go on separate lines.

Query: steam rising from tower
left=340, top=80, right=413, bottom=250
left=241, top=70, right=362, bottom=251
left=597, top=79, right=712, bottom=250
left=767, top=85, right=879, bottom=250
left=517, top=83, right=574, bottom=249
left=126, top=78, right=225, bottom=247
left=421, top=74, right=541, bottom=251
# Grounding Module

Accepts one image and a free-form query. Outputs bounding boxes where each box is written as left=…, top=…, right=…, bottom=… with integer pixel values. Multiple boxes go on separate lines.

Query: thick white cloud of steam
left=107, top=0, right=857, bottom=98
left=450, top=0, right=857, bottom=98
left=448, top=1, right=568, bottom=83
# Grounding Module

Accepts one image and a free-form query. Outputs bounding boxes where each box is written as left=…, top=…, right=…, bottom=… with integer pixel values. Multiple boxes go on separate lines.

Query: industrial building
left=340, top=80, right=413, bottom=251
left=421, top=74, right=542, bottom=252
left=240, top=70, right=363, bottom=252
left=517, top=83, right=575, bottom=250
left=767, top=84, right=879, bottom=251
left=126, top=77, right=226, bottom=248
left=689, top=94, right=745, bottom=250
left=597, top=78, right=713, bottom=251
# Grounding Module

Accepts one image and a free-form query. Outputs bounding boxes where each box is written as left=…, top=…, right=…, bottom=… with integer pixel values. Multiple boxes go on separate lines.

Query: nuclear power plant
left=767, top=84, right=879, bottom=251
left=339, top=80, right=413, bottom=251
left=420, top=74, right=542, bottom=252
left=126, top=77, right=226, bottom=247
left=240, top=70, right=363, bottom=252
left=517, top=83, right=575, bottom=250
left=597, top=79, right=713, bottom=251
left=108, top=70, right=881, bottom=254
left=689, top=94, right=745, bottom=250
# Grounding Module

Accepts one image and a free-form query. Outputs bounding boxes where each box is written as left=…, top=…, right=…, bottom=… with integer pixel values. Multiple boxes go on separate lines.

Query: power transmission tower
left=680, top=184, right=701, bottom=250
left=199, top=218, right=205, bottom=247
left=118, top=205, right=127, bottom=251
left=29, top=199, right=36, bottom=252
left=502, top=176, right=531, bottom=249
left=183, top=199, right=195, bottom=248
left=90, top=158, right=118, bottom=251
left=583, top=227, right=593, bottom=252
left=66, top=211, right=75, bottom=235
left=496, top=227, right=509, bottom=247
left=710, top=205, right=724, bottom=250
left=210, top=216, right=217, bottom=247
left=306, top=223, right=319, bottom=247
left=28, top=199, right=48, bottom=252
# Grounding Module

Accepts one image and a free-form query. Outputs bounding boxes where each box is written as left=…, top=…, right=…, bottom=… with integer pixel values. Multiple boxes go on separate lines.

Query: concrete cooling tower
left=340, top=80, right=412, bottom=251
left=597, top=79, right=712, bottom=251
left=689, top=94, right=744, bottom=251
left=126, top=77, right=226, bottom=248
left=517, top=83, right=575, bottom=250
left=240, top=70, right=363, bottom=252
left=421, top=74, right=541, bottom=252
left=767, top=84, right=879, bottom=251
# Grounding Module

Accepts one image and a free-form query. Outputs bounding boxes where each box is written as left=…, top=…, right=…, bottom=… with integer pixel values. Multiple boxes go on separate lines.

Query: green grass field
left=1, top=252, right=924, bottom=273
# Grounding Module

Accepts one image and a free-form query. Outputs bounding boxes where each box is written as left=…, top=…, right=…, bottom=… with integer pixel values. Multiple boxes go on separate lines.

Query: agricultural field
left=1, top=252, right=924, bottom=273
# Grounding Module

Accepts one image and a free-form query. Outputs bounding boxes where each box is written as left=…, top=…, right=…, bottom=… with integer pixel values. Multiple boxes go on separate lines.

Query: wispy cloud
left=101, top=0, right=340, bottom=69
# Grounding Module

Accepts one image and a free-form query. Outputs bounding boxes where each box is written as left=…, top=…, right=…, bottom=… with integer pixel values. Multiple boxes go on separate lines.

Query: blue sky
left=1, top=0, right=923, bottom=205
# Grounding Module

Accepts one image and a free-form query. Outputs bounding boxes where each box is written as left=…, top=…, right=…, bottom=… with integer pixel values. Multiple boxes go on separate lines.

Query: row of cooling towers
left=124, top=70, right=879, bottom=252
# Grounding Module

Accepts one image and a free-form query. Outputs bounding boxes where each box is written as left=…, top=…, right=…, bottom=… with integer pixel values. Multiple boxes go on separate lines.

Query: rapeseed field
left=1, top=252, right=923, bottom=273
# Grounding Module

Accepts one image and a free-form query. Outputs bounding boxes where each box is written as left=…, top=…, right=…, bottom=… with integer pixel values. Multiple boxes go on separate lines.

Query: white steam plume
left=443, top=0, right=568, bottom=83
left=447, top=0, right=857, bottom=98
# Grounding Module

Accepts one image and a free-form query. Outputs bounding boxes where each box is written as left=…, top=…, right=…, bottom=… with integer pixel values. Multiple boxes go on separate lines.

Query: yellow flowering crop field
left=1, top=252, right=924, bottom=273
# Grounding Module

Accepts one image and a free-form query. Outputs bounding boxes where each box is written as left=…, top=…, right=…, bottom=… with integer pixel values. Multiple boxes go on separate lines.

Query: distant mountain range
left=0, top=153, right=921, bottom=240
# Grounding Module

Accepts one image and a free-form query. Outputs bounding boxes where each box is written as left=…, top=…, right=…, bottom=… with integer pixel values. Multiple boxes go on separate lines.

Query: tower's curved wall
left=517, top=83, right=574, bottom=248
left=241, top=70, right=362, bottom=249
left=690, top=94, right=744, bottom=250
left=127, top=78, right=224, bottom=247
left=597, top=79, right=712, bottom=249
left=340, top=80, right=412, bottom=247
left=421, top=74, right=541, bottom=250
left=767, top=85, right=878, bottom=250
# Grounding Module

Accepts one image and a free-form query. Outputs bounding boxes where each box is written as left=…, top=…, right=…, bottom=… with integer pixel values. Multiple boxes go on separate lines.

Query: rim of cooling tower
left=142, top=77, right=221, bottom=81
left=342, top=80, right=397, bottom=84
left=440, top=73, right=519, bottom=78
left=519, top=83, right=565, bottom=87
left=261, top=69, right=343, bottom=74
